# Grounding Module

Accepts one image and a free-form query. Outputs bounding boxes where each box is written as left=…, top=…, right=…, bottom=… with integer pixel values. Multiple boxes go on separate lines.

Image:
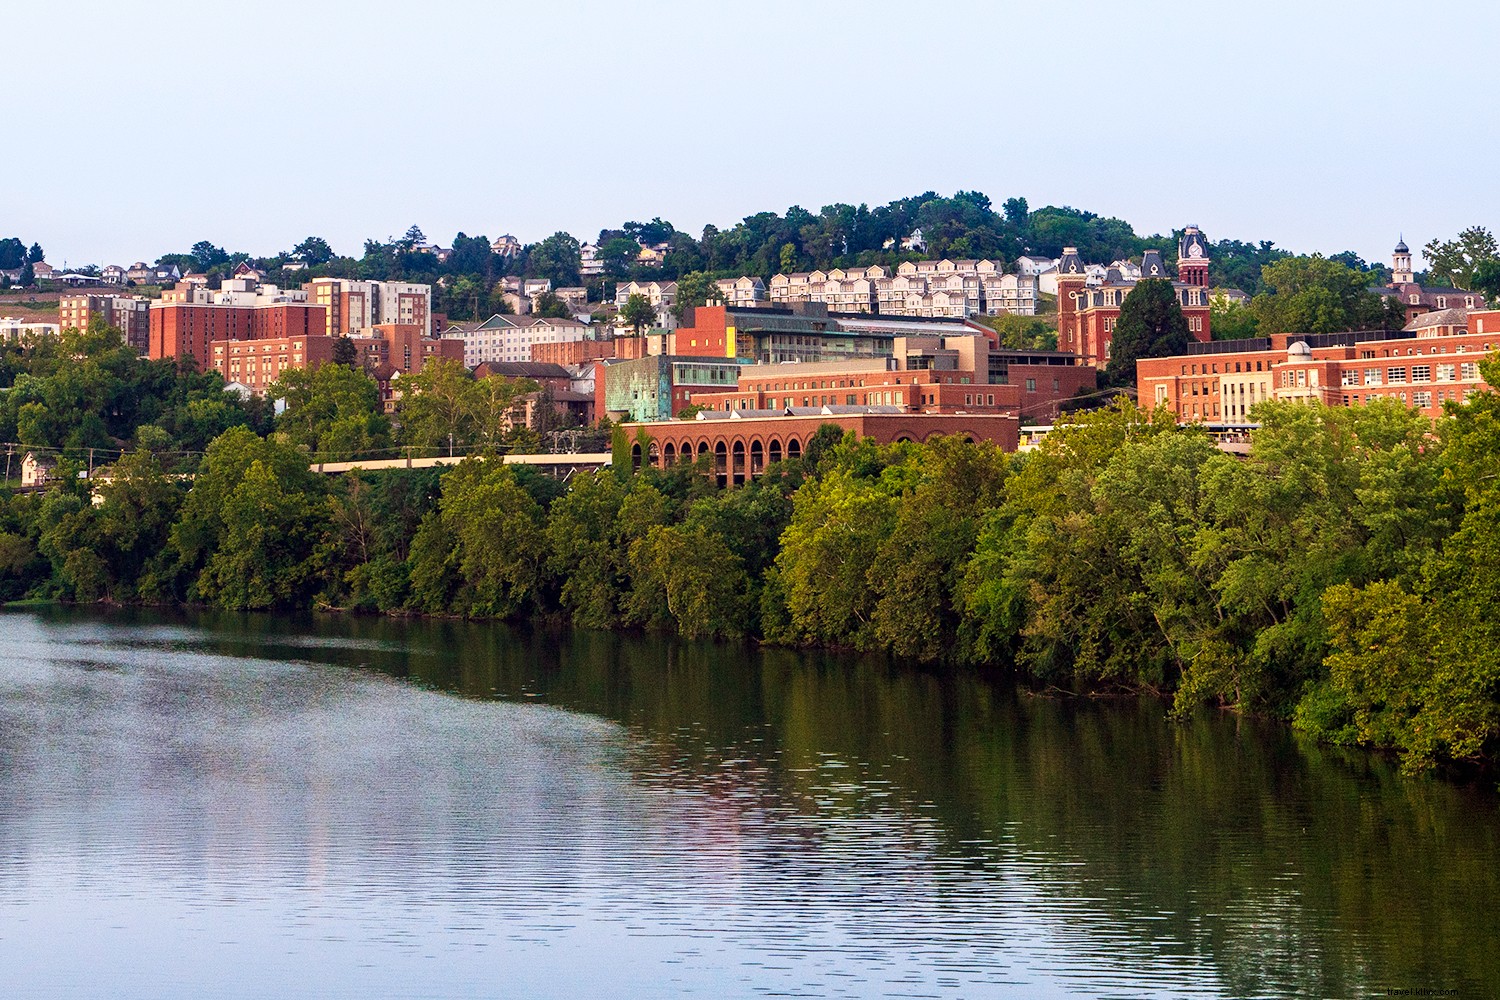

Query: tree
left=0, top=238, right=24, bottom=270
left=532, top=290, right=573, bottom=319
left=1103, top=278, right=1190, bottom=388
left=17, top=262, right=33, bottom=288
left=189, top=241, right=229, bottom=273
left=672, top=271, right=721, bottom=322
left=1210, top=299, right=1260, bottom=341
left=1250, top=256, right=1399, bottom=335
left=1423, top=226, right=1498, bottom=291
left=396, top=357, right=478, bottom=454
left=1468, top=258, right=1500, bottom=301
left=267, top=363, right=389, bottom=460
left=528, top=232, right=582, bottom=286
left=619, top=293, right=656, bottom=335
left=293, top=236, right=335, bottom=266
left=400, top=225, right=426, bottom=250
left=332, top=336, right=358, bottom=367
left=26, top=243, right=44, bottom=264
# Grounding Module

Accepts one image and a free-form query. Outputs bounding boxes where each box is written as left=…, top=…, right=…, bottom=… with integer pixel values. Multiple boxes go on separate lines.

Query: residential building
left=1056, top=232, right=1214, bottom=367
left=211, top=335, right=339, bottom=394
left=765, top=259, right=1038, bottom=317
left=491, top=234, right=522, bottom=257
left=347, top=323, right=464, bottom=377
left=150, top=289, right=326, bottom=370
left=579, top=242, right=604, bottom=278
left=59, top=294, right=151, bottom=352
left=531, top=338, right=622, bottom=366
left=614, top=279, right=679, bottom=328
left=714, top=276, right=768, bottom=307
left=101, top=264, right=127, bottom=284
left=125, top=262, right=181, bottom=285
left=448, top=313, right=589, bottom=367
left=21, top=452, right=57, bottom=489
left=0, top=317, right=62, bottom=340
left=305, top=277, right=432, bottom=336
left=1137, top=308, right=1500, bottom=423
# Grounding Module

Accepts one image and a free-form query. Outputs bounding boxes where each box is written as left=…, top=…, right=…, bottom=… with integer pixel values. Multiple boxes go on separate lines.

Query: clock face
left=1188, top=243, right=1204, bottom=258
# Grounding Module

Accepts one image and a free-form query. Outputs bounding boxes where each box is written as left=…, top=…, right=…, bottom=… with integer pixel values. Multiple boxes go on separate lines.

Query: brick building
left=687, top=334, right=1095, bottom=423
left=1057, top=228, right=1214, bottom=367
left=1137, top=308, right=1500, bottom=423
left=624, top=410, right=1021, bottom=486
left=1381, top=237, right=1486, bottom=324
left=305, top=277, right=432, bottom=337
left=530, top=338, right=623, bottom=366
left=150, top=301, right=327, bottom=370
left=211, top=335, right=340, bottom=393
left=59, top=294, right=152, bottom=353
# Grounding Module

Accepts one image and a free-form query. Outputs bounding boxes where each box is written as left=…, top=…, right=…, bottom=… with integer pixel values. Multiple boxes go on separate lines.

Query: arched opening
left=732, top=439, right=746, bottom=485
left=768, top=438, right=783, bottom=465
left=696, top=440, right=711, bottom=464
left=663, top=442, right=676, bottom=465
left=714, top=441, right=728, bottom=487
left=787, top=437, right=802, bottom=460
left=648, top=441, right=661, bottom=468
left=630, top=443, right=642, bottom=473
left=749, top=440, right=764, bottom=477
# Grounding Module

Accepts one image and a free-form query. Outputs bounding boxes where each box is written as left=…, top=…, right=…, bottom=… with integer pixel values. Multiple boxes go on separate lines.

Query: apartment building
left=449, top=313, right=590, bottom=367
left=58, top=294, right=152, bottom=352
left=305, top=277, right=432, bottom=337
left=765, top=259, right=1039, bottom=318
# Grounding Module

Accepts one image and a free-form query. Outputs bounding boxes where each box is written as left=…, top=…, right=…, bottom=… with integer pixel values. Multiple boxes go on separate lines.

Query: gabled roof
left=475, top=313, right=519, bottom=330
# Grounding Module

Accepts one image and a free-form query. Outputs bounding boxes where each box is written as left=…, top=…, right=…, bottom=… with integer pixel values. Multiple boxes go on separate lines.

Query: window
left=1025, top=379, right=1036, bottom=392
left=1461, top=362, right=1479, bottom=381
left=1437, top=364, right=1455, bottom=382
left=1388, top=367, right=1407, bottom=383
left=1413, top=391, right=1433, bottom=408
left=1342, top=371, right=1359, bottom=387
left=1412, top=365, right=1432, bottom=383
left=1364, top=368, right=1381, bottom=386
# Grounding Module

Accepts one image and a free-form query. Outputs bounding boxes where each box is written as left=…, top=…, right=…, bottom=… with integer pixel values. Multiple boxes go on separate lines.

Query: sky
left=8, top=0, right=1497, bottom=270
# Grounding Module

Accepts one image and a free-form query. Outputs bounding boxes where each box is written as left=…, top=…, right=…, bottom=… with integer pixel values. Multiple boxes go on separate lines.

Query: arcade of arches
left=624, top=413, right=1020, bottom=486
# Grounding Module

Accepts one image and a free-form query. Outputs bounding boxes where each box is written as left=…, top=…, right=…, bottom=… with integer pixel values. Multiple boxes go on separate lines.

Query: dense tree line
left=3, top=316, right=1499, bottom=775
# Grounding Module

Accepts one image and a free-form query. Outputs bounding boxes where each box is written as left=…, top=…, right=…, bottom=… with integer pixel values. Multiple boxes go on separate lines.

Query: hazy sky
left=10, top=0, right=1497, bottom=269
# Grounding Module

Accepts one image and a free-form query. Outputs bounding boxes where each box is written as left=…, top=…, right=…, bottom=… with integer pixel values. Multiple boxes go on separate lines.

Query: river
left=0, top=607, right=1494, bottom=998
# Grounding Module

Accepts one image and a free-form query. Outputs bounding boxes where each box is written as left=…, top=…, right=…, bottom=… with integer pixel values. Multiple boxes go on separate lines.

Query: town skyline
left=8, top=0, right=1496, bottom=269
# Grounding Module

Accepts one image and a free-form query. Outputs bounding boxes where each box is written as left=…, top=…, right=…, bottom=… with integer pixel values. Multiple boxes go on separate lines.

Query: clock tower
left=1391, top=237, right=1414, bottom=285
left=1177, top=225, right=1210, bottom=288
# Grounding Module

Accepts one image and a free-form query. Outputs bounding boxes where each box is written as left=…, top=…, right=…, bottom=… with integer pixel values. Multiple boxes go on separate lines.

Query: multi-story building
left=0, top=317, right=62, bottom=340
left=305, top=277, right=432, bottom=337
left=530, top=338, right=625, bottom=367
left=714, top=276, right=768, bottom=307
left=448, top=313, right=590, bottom=367
left=1057, top=231, right=1213, bottom=367
left=149, top=280, right=325, bottom=370
left=597, top=355, right=746, bottom=423
left=765, top=259, right=1039, bottom=318
left=687, top=334, right=1094, bottom=423
left=1137, top=308, right=1500, bottom=423
left=58, top=294, right=151, bottom=353
left=491, top=234, right=522, bottom=257
left=211, top=335, right=340, bottom=394
left=348, top=323, right=464, bottom=375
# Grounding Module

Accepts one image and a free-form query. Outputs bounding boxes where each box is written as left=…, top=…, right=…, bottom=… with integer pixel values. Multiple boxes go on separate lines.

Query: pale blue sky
left=10, top=0, right=1497, bottom=269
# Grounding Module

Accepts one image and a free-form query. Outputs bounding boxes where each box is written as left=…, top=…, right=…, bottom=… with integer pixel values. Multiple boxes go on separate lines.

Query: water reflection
left=0, top=608, right=1495, bottom=999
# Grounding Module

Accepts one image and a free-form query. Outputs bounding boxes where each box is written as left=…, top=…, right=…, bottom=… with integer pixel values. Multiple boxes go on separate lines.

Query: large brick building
left=211, top=335, right=340, bottom=393
left=1380, top=237, right=1486, bottom=324
left=306, top=278, right=432, bottom=337
left=1058, top=228, right=1214, bottom=367
left=687, top=333, right=1095, bottom=423
left=624, top=410, right=1021, bottom=486
left=1137, top=308, right=1500, bottom=423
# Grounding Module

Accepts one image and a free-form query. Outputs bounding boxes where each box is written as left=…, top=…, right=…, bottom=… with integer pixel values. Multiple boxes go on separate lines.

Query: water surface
left=0, top=608, right=1494, bottom=998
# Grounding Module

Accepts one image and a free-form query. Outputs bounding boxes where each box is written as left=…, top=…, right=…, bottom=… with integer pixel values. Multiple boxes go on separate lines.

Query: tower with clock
left=1177, top=225, right=1210, bottom=287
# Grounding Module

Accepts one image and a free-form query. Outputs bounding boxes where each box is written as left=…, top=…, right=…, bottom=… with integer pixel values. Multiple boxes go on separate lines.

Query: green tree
left=619, top=293, right=656, bottom=335
left=396, top=357, right=478, bottom=455
left=529, top=232, right=582, bottom=286
left=1250, top=256, right=1400, bottom=335
left=17, top=262, right=33, bottom=287
left=1210, top=299, right=1260, bottom=341
left=1103, top=278, right=1189, bottom=388
left=195, top=459, right=329, bottom=609
left=1423, top=226, right=1498, bottom=291
left=293, top=236, right=335, bottom=266
left=267, top=363, right=390, bottom=460
left=532, top=290, right=573, bottom=319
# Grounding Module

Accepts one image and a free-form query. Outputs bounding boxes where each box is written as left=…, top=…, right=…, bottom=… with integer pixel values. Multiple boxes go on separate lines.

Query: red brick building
left=150, top=302, right=326, bottom=370
left=686, top=335, right=1095, bottom=423
left=211, top=335, right=340, bottom=392
left=626, top=411, right=1021, bottom=486
left=1057, top=229, right=1214, bottom=367
left=1137, top=308, right=1500, bottom=423
left=530, top=338, right=622, bottom=366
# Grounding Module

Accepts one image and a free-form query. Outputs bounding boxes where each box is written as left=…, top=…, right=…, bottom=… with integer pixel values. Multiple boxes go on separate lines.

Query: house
left=29, top=262, right=55, bottom=282
left=901, top=229, right=927, bottom=252
left=20, top=452, right=57, bottom=489
left=233, top=262, right=266, bottom=282
left=101, top=264, right=127, bottom=284
left=491, top=234, right=522, bottom=257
